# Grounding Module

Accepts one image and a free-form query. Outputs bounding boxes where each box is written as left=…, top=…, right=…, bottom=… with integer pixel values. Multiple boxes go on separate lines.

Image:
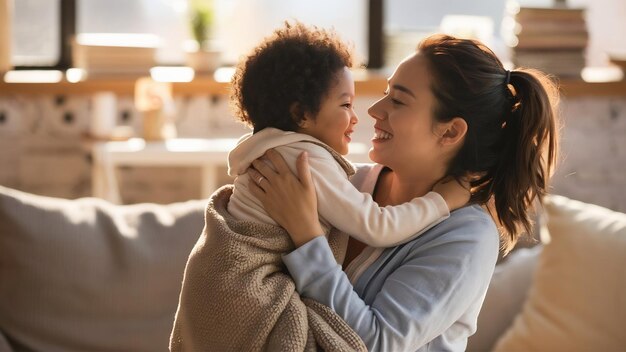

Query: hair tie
left=505, top=70, right=511, bottom=85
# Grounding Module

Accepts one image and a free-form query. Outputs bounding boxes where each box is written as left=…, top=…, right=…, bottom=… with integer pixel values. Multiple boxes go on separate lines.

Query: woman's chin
left=368, top=149, right=383, bottom=164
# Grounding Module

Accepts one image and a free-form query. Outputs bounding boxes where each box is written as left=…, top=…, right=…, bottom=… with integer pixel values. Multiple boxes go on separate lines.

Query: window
left=77, top=0, right=368, bottom=66
left=9, top=0, right=626, bottom=70
left=77, top=0, right=190, bottom=65
left=384, top=0, right=626, bottom=67
left=383, top=0, right=507, bottom=66
left=211, top=0, right=368, bottom=66
left=12, top=0, right=60, bottom=67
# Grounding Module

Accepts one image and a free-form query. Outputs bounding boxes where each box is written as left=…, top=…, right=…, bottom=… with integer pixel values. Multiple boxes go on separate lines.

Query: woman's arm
left=281, top=219, right=498, bottom=351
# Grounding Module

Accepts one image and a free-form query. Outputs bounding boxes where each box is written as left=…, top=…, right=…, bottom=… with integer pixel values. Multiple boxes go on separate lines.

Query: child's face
left=298, top=67, right=358, bottom=155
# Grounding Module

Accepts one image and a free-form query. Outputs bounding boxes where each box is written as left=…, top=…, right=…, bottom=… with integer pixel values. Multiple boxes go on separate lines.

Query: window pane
left=213, top=0, right=368, bottom=66
left=76, top=0, right=367, bottom=67
left=385, top=0, right=507, bottom=34
left=77, top=0, right=190, bottom=65
left=12, top=0, right=60, bottom=66
left=384, top=0, right=507, bottom=66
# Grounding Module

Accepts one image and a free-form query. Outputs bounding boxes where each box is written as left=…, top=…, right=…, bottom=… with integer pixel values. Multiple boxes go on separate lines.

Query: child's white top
left=227, top=128, right=449, bottom=247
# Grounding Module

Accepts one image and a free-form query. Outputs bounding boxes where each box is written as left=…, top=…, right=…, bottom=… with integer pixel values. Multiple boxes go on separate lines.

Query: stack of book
left=72, top=33, right=159, bottom=77
left=505, top=5, right=588, bottom=78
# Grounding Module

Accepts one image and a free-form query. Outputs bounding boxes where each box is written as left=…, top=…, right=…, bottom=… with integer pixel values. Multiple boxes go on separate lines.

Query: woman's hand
left=248, top=149, right=324, bottom=247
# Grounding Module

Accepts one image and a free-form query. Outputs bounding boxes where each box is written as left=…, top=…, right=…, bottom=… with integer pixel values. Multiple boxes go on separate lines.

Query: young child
left=227, top=21, right=468, bottom=247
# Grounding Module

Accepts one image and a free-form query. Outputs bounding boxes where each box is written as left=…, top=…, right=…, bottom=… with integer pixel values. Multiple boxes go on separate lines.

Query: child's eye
left=342, top=103, right=352, bottom=109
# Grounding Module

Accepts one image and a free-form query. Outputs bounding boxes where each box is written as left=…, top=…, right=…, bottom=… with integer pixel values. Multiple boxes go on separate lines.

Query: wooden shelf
left=1, top=71, right=626, bottom=97
left=558, top=80, right=626, bottom=97
left=0, top=76, right=230, bottom=96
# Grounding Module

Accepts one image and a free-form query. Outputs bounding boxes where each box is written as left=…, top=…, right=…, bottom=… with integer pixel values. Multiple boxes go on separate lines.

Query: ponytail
left=477, top=69, right=559, bottom=252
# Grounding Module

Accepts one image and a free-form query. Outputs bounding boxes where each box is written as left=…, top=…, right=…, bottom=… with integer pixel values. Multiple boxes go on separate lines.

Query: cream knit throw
left=169, top=185, right=366, bottom=351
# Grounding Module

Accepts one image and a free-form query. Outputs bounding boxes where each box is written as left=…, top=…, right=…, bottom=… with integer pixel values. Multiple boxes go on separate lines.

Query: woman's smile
left=372, top=127, right=393, bottom=142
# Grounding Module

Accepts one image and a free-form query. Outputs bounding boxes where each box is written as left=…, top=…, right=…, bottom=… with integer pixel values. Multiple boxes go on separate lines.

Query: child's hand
left=433, top=176, right=471, bottom=211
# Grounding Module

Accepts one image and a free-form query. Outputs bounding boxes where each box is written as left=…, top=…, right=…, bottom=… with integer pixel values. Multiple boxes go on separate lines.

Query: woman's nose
left=368, top=98, right=385, bottom=121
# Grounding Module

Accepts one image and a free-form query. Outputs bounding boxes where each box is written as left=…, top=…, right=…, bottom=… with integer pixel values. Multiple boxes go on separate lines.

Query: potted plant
left=186, top=0, right=220, bottom=74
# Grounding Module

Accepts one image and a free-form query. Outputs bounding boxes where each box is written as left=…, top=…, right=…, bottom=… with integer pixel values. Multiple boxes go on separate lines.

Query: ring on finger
left=256, top=175, right=266, bottom=185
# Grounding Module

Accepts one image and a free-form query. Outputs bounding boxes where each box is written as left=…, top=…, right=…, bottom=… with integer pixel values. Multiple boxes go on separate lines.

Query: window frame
left=368, top=0, right=383, bottom=68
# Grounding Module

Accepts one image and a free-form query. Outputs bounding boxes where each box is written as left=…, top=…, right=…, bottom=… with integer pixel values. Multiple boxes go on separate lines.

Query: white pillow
left=493, top=195, right=626, bottom=352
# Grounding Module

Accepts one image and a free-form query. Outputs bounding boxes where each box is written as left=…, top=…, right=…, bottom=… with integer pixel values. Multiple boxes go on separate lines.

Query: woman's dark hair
left=231, top=21, right=353, bottom=132
left=418, top=34, right=559, bottom=252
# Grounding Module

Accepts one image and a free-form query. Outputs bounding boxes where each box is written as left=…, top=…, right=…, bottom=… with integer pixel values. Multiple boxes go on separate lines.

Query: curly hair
left=230, top=21, right=353, bottom=132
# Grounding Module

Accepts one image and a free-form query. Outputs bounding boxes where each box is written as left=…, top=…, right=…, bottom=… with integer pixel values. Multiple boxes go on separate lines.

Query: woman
left=248, top=34, right=559, bottom=351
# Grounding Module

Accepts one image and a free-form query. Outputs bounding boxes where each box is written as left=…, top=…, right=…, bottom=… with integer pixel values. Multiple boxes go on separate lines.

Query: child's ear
left=439, top=117, right=467, bottom=146
left=290, top=102, right=310, bottom=129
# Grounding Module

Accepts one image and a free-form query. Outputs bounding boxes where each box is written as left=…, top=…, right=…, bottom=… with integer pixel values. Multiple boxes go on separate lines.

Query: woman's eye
left=384, top=88, right=403, bottom=106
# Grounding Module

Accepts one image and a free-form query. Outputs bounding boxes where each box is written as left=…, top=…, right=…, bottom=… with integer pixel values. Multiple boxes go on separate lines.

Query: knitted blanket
left=169, top=185, right=366, bottom=351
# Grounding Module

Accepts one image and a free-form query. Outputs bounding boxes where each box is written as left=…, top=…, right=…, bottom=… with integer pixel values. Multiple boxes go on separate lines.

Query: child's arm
left=305, top=149, right=451, bottom=247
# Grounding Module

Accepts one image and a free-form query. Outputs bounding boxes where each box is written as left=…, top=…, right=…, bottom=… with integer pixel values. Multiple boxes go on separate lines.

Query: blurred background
left=0, top=0, right=625, bottom=211
left=7, top=0, right=626, bottom=69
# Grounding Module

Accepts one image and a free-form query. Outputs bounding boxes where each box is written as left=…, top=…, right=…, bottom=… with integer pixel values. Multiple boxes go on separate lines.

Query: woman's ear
left=439, top=117, right=468, bottom=146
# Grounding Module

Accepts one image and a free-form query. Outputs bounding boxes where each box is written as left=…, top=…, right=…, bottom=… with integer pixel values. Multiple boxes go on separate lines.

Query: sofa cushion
left=0, top=186, right=205, bottom=352
left=493, top=194, right=626, bottom=352
left=466, top=245, right=542, bottom=352
left=0, top=330, right=12, bottom=352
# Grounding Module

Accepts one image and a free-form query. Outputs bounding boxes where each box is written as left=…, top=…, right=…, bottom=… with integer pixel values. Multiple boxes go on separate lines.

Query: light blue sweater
left=283, top=164, right=500, bottom=351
